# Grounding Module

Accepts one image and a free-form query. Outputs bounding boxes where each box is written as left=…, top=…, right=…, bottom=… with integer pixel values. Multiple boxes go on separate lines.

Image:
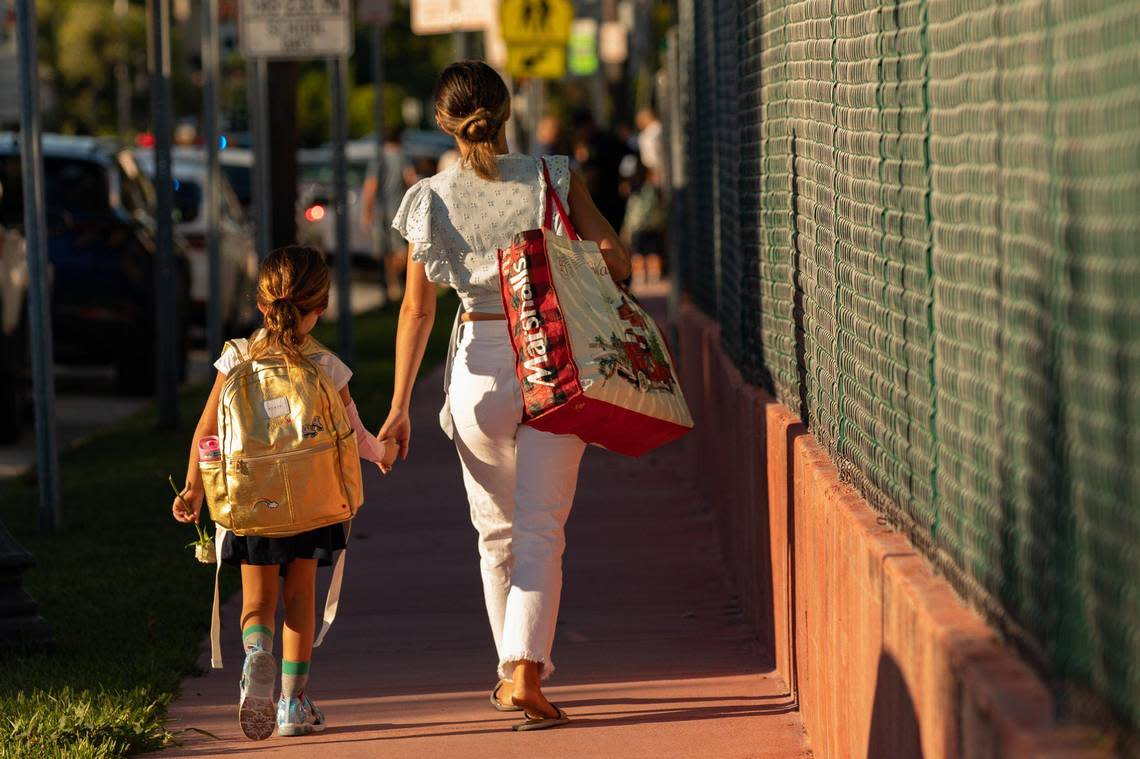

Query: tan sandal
left=490, top=681, right=522, bottom=712
left=512, top=704, right=570, bottom=732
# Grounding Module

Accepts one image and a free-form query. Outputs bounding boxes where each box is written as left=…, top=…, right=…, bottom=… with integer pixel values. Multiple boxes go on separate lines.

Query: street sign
left=500, top=0, right=573, bottom=45
left=240, top=0, right=353, bottom=59
left=568, top=18, right=598, bottom=77
left=357, top=0, right=390, bottom=26
left=411, top=0, right=494, bottom=35
left=506, top=44, right=566, bottom=79
left=599, top=20, right=628, bottom=64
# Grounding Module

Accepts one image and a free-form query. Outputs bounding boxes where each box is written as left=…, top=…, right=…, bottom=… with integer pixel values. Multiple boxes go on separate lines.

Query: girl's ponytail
left=252, top=246, right=330, bottom=360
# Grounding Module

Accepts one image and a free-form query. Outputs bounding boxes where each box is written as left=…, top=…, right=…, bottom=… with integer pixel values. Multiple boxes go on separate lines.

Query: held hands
left=378, top=438, right=399, bottom=474
left=378, top=407, right=411, bottom=470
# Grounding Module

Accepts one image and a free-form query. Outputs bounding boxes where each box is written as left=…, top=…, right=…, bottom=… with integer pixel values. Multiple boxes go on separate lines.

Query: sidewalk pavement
left=161, top=296, right=810, bottom=759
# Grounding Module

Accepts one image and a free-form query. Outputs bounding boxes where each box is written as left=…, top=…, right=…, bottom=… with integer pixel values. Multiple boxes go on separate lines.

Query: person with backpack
left=171, top=245, right=395, bottom=741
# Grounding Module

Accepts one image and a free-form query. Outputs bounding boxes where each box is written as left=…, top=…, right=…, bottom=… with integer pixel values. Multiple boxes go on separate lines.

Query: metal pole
left=114, top=0, right=131, bottom=140
left=452, top=32, right=467, bottom=61
left=662, top=29, right=682, bottom=337
left=202, top=0, right=222, bottom=358
left=527, top=78, right=542, bottom=154
left=330, top=56, right=352, bottom=365
left=149, top=0, right=179, bottom=429
left=250, top=58, right=272, bottom=263
left=15, top=0, right=61, bottom=533
left=371, top=22, right=386, bottom=295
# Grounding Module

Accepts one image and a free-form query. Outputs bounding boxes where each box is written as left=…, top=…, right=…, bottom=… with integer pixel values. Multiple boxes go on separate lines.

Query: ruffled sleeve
left=391, top=178, right=433, bottom=259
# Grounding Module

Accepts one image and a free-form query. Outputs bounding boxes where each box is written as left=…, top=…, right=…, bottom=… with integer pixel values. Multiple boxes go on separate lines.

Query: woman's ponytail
left=252, top=246, right=330, bottom=360
left=434, top=62, right=510, bottom=181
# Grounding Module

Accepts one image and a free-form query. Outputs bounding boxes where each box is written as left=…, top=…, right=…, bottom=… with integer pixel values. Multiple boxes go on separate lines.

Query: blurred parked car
left=296, top=145, right=371, bottom=260
left=219, top=146, right=253, bottom=214
left=135, top=147, right=259, bottom=341
left=0, top=134, right=191, bottom=395
left=296, top=130, right=455, bottom=261
left=0, top=176, right=28, bottom=443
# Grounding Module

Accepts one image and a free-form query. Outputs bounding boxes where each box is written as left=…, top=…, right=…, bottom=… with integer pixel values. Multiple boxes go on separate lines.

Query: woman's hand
left=172, top=484, right=203, bottom=524
left=379, top=406, right=412, bottom=463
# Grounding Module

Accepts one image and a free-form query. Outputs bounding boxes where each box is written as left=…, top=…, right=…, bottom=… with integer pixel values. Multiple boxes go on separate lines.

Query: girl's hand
left=172, top=484, right=203, bottom=524
left=378, top=407, right=411, bottom=463
left=378, top=438, right=399, bottom=474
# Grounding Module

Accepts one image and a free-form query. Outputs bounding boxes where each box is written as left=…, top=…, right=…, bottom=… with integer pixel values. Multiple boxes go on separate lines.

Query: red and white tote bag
left=497, top=160, right=693, bottom=457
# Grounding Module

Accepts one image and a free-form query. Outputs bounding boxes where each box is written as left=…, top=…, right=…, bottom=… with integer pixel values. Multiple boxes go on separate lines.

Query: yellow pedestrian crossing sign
left=500, top=0, right=573, bottom=45
left=506, top=44, right=567, bottom=79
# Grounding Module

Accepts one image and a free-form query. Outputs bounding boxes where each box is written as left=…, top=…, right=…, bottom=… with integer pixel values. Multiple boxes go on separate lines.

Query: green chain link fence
left=672, top=0, right=1139, bottom=732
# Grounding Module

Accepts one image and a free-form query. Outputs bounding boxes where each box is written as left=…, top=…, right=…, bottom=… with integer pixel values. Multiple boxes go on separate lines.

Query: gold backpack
left=200, top=336, right=363, bottom=537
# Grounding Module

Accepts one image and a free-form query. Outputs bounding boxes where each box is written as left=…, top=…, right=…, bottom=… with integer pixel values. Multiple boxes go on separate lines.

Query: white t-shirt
left=213, top=336, right=353, bottom=390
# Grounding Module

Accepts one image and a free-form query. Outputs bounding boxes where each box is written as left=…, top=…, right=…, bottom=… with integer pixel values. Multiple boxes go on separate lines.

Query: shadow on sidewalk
left=189, top=700, right=800, bottom=754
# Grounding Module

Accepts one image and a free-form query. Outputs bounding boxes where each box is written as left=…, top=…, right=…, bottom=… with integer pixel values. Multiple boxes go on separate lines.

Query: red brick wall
left=677, top=302, right=1107, bottom=759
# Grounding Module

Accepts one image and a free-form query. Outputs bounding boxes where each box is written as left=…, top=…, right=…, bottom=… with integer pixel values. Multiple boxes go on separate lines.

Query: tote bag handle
left=541, top=158, right=580, bottom=241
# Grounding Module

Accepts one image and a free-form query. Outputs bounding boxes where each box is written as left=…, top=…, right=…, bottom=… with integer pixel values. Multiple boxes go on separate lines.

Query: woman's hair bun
left=458, top=108, right=497, bottom=143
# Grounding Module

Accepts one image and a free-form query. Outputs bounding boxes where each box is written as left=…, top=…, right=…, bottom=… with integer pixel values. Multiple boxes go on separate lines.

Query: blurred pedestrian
left=619, top=155, right=666, bottom=285
left=437, top=148, right=462, bottom=173
left=382, top=61, right=632, bottom=732
left=531, top=114, right=570, bottom=158
left=360, top=125, right=416, bottom=301
left=571, top=108, right=628, bottom=231
left=172, top=246, right=395, bottom=741
left=615, top=120, right=639, bottom=154
left=635, top=106, right=665, bottom=184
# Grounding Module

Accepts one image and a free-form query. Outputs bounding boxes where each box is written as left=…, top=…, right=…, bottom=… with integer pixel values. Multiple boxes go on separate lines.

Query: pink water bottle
left=198, top=436, right=221, bottom=462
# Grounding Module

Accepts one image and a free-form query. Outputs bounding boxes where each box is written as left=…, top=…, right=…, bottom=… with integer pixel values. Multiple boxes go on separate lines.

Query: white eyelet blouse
left=391, top=153, right=572, bottom=315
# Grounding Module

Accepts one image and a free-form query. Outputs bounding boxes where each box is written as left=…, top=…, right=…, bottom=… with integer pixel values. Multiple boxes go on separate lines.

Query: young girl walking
left=172, top=245, right=395, bottom=740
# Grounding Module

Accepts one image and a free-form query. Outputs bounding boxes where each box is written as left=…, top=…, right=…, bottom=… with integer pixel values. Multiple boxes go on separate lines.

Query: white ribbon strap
left=210, top=524, right=228, bottom=669
left=314, top=521, right=351, bottom=648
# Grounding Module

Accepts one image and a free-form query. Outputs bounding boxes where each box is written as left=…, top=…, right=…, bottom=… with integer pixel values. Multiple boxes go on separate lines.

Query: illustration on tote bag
left=590, top=295, right=677, bottom=394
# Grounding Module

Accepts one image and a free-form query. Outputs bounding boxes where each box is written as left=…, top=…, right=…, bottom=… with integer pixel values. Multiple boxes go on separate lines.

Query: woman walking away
left=172, top=246, right=395, bottom=741
left=381, top=61, right=631, bottom=731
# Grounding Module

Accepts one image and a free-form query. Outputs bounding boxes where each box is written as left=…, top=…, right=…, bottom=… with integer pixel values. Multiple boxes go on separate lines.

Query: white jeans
left=448, top=320, right=586, bottom=680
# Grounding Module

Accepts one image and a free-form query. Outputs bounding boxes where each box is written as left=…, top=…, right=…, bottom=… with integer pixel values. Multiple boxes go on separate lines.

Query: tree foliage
left=35, top=0, right=195, bottom=136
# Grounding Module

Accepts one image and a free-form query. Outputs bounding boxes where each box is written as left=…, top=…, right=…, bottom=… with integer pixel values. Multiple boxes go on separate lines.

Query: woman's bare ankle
left=509, top=662, right=555, bottom=716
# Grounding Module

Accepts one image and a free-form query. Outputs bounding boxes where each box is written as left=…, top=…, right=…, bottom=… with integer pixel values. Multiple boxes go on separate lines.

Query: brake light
left=304, top=204, right=325, bottom=222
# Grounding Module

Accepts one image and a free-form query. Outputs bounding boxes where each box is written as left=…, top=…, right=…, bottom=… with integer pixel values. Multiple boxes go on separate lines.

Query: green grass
left=0, top=295, right=456, bottom=759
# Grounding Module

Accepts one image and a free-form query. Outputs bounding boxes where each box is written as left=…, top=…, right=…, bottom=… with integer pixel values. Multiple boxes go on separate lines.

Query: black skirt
left=221, top=522, right=347, bottom=575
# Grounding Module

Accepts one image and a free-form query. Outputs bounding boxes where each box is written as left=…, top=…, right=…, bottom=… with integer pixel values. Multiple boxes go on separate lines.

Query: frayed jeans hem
left=498, top=654, right=555, bottom=682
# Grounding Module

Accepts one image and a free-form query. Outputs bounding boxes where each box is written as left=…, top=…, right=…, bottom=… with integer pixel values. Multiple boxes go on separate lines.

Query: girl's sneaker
left=277, top=692, right=326, bottom=737
left=238, top=648, right=277, bottom=740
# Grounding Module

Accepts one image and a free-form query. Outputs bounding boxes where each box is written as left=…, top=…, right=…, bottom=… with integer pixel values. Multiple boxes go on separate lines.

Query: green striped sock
left=281, top=659, right=310, bottom=699
left=242, top=624, right=273, bottom=654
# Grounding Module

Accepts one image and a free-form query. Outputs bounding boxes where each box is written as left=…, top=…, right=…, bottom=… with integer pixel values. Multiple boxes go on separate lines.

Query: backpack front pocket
left=281, top=441, right=356, bottom=532
left=225, top=457, right=296, bottom=536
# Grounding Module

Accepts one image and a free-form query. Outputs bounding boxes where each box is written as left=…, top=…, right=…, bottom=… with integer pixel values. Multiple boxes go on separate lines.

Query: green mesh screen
left=675, top=0, right=1140, bottom=731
